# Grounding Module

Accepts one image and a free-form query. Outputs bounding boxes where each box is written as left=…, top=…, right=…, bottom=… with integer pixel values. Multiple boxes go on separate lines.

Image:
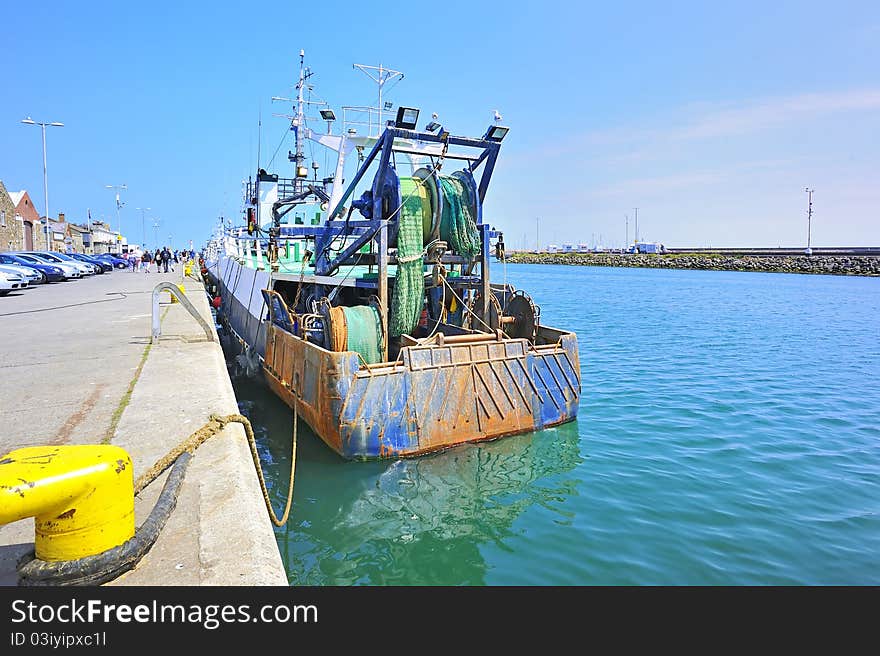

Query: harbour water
left=229, top=263, right=880, bottom=585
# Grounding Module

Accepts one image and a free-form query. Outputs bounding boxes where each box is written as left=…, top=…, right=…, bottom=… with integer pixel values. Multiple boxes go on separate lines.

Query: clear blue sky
left=2, top=0, right=878, bottom=249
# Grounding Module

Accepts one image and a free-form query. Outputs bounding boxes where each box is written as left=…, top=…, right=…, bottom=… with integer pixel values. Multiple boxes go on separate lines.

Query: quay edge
left=0, top=269, right=287, bottom=586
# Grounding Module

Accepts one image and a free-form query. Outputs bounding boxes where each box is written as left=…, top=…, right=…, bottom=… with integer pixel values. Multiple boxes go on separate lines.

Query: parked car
left=12, top=253, right=82, bottom=279
left=94, top=253, right=129, bottom=269
left=0, top=263, right=39, bottom=286
left=37, top=251, right=100, bottom=275
left=69, top=253, right=112, bottom=272
left=19, top=251, right=94, bottom=276
left=0, top=271, right=26, bottom=295
left=0, top=253, right=65, bottom=282
left=49, top=251, right=102, bottom=275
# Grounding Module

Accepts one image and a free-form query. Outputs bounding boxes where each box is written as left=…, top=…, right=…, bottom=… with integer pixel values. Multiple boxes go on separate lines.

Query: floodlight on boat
left=384, top=101, right=393, bottom=110
left=394, top=106, right=419, bottom=130
left=320, top=109, right=336, bottom=121
left=425, top=121, right=442, bottom=133
left=483, top=125, right=510, bottom=142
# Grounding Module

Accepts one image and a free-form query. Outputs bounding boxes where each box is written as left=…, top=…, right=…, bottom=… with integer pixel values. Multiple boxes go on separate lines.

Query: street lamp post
left=152, top=219, right=161, bottom=250
left=136, top=207, right=150, bottom=249
left=106, top=184, right=127, bottom=253
left=21, top=117, right=64, bottom=251
left=804, top=187, right=814, bottom=256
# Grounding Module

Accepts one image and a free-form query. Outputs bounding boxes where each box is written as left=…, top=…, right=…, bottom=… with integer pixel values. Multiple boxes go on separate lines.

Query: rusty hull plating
left=262, top=320, right=580, bottom=460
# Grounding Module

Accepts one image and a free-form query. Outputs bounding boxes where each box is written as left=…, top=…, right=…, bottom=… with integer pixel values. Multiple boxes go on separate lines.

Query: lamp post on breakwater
left=804, top=187, right=814, bottom=256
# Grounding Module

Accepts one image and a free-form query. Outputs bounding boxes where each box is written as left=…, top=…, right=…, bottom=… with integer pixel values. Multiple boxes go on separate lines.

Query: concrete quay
left=0, top=265, right=286, bottom=586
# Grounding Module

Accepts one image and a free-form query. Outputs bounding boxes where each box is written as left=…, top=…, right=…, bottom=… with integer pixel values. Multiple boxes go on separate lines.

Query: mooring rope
left=17, top=409, right=298, bottom=586
left=134, top=412, right=297, bottom=528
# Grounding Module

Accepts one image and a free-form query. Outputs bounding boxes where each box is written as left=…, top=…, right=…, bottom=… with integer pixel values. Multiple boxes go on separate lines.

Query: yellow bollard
left=0, top=445, right=135, bottom=561
left=169, top=283, right=185, bottom=304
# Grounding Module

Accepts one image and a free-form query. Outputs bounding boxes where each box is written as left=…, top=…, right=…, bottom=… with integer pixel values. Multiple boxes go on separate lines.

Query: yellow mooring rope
left=134, top=411, right=297, bottom=528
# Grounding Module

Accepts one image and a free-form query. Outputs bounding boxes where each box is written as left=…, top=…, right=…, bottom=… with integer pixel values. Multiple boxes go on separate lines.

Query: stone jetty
left=504, top=252, right=880, bottom=276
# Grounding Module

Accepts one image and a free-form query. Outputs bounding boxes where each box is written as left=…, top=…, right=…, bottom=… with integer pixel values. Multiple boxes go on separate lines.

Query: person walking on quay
left=161, top=246, right=171, bottom=273
left=142, top=249, right=152, bottom=272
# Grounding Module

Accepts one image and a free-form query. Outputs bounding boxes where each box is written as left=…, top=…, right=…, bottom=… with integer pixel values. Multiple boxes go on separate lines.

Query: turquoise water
left=230, top=264, right=880, bottom=585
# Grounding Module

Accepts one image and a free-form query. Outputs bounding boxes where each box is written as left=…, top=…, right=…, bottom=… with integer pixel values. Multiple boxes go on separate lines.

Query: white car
left=0, top=263, right=40, bottom=285
left=0, top=271, right=26, bottom=295
left=50, top=251, right=101, bottom=275
left=15, top=252, right=83, bottom=279
left=24, top=251, right=94, bottom=276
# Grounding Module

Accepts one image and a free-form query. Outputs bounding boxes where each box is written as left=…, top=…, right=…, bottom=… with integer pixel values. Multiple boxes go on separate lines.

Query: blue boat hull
left=263, top=322, right=580, bottom=459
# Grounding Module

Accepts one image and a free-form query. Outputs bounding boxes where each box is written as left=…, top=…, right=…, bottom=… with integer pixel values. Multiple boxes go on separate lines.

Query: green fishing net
left=389, top=177, right=428, bottom=338
left=439, top=175, right=480, bottom=257
left=342, top=305, right=384, bottom=364
left=385, top=174, right=480, bottom=341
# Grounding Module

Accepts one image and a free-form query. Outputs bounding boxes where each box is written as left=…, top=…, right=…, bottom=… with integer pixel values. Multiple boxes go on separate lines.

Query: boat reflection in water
left=232, top=366, right=583, bottom=585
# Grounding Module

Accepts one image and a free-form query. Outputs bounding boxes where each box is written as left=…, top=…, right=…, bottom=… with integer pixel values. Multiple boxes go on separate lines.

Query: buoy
left=0, top=445, right=135, bottom=561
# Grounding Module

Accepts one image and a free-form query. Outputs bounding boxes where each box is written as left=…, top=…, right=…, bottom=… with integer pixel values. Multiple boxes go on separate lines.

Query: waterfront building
left=7, top=189, right=40, bottom=250
left=63, top=219, right=88, bottom=253
left=89, top=221, right=116, bottom=254
left=0, top=181, right=24, bottom=252
left=42, top=217, right=67, bottom=252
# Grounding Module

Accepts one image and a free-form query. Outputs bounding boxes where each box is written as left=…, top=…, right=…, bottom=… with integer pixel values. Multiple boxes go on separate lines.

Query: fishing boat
left=205, top=51, right=580, bottom=460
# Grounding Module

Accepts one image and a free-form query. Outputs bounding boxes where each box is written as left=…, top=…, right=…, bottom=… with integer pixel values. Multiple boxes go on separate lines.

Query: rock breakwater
left=504, top=252, right=880, bottom=276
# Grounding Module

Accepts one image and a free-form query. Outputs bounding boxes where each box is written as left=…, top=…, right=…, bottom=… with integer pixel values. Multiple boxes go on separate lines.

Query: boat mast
left=293, top=49, right=307, bottom=195
left=352, top=63, right=404, bottom=136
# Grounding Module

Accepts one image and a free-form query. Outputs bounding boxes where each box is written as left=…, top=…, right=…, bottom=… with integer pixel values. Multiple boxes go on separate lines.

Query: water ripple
left=231, top=265, right=880, bottom=584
